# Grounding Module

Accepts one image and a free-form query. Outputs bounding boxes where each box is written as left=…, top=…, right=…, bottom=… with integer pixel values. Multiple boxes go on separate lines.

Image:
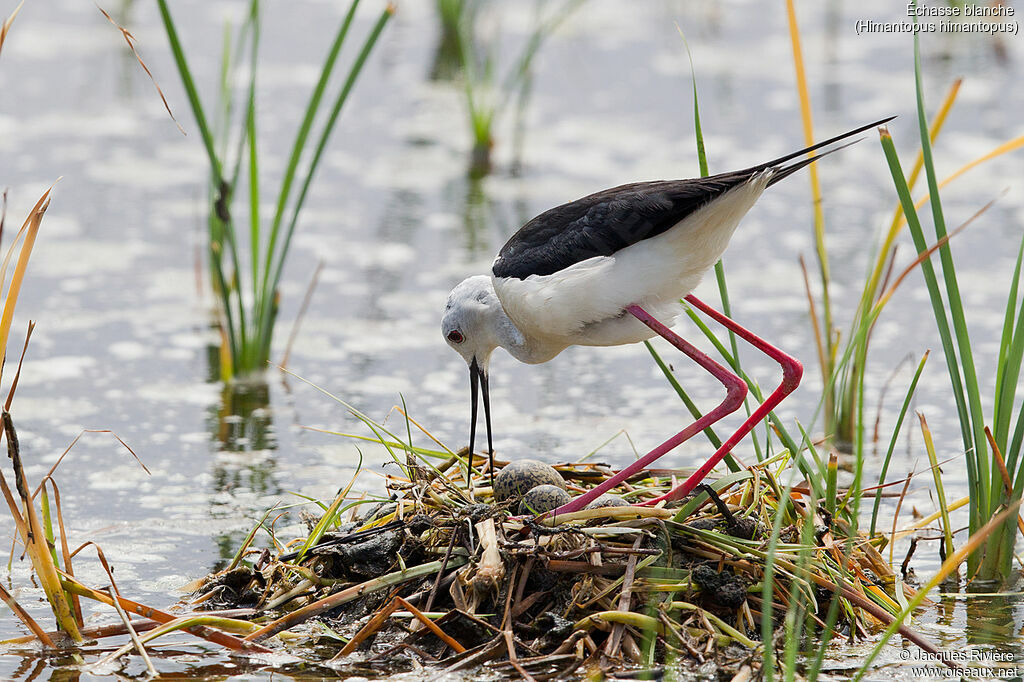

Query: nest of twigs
left=189, top=453, right=925, bottom=680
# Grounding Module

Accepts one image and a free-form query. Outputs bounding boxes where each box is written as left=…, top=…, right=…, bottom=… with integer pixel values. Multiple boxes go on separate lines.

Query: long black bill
left=467, top=357, right=494, bottom=488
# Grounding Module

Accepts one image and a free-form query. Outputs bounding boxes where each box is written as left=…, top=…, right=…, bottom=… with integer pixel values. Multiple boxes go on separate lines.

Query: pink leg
left=550, top=304, right=748, bottom=516
left=641, top=295, right=803, bottom=504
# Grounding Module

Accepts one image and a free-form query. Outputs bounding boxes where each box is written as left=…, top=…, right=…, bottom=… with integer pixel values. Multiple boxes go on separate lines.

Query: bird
left=442, top=116, right=894, bottom=516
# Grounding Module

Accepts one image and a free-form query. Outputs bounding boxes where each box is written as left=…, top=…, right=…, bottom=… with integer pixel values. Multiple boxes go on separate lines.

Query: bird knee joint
left=725, top=376, right=748, bottom=407
left=781, top=358, right=803, bottom=392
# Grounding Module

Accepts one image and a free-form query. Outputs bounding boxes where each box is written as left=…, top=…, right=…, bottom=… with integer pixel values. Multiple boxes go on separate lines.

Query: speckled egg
left=518, top=485, right=572, bottom=515
left=584, top=494, right=628, bottom=510
left=493, top=459, right=565, bottom=502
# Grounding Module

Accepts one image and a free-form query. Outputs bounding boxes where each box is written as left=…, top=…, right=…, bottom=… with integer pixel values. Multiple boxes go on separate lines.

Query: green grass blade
left=920, top=412, right=955, bottom=559
left=712, top=264, right=740, bottom=358
left=263, top=0, right=362, bottom=296
left=226, top=2, right=261, bottom=208
left=683, top=44, right=708, bottom=177
left=824, top=453, right=837, bottom=519
left=227, top=504, right=277, bottom=571
left=676, top=26, right=766, bottom=461
left=457, top=13, right=489, bottom=147
left=219, top=222, right=248, bottom=363
left=912, top=20, right=989, bottom=522
left=216, top=4, right=258, bottom=162
left=297, top=449, right=364, bottom=561
left=669, top=471, right=754, bottom=522
left=994, top=234, right=1024, bottom=456
left=209, top=226, right=238, bottom=376
left=259, top=5, right=393, bottom=361
left=497, top=0, right=582, bottom=111
left=38, top=486, right=61, bottom=573
left=401, top=394, right=415, bottom=462
left=853, top=502, right=1021, bottom=681
left=685, top=308, right=756, bottom=396
left=643, top=340, right=722, bottom=449
left=804, top=583, right=843, bottom=681
left=686, top=306, right=799, bottom=462
left=878, top=128, right=979, bottom=533
left=869, top=351, right=929, bottom=536
left=853, top=326, right=867, bottom=498
left=794, top=422, right=826, bottom=499
left=1010, top=402, right=1024, bottom=472
left=760, top=475, right=799, bottom=682
left=215, top=22, right=232, bottom=155
left=244, top=107, right=259, bottom=367
left=273, top=7, right=393, bottom=291
left=677, top=25, right=745, bottom=379
left=246, top=2, right=262, bottom=333
left=156, top=0, right=224, bottom=186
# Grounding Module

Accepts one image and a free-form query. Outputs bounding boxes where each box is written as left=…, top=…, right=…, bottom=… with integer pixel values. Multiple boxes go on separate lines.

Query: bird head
left=442, top=275, right=505, bottom=485
left=442, top=275, right=506, bottom=372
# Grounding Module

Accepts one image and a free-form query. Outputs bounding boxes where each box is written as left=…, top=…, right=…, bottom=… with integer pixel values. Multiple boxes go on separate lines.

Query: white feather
left=492, top=173, right=770, bottom=351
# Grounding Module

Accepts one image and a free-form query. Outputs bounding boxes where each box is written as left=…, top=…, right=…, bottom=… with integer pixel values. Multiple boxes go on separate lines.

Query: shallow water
left=1, top=0, right=1023, bottom=678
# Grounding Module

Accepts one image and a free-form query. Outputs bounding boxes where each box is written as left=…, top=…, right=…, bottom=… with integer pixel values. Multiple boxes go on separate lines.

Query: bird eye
left=447, top=330, right=465, bottom=344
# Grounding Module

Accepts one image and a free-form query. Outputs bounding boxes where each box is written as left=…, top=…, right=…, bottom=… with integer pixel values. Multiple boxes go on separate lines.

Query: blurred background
left=0, top=0, right=1022, bottom=675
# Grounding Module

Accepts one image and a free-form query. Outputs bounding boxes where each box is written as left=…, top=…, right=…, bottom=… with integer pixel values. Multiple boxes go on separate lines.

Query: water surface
left=1, top=0, right=1023, bottom=678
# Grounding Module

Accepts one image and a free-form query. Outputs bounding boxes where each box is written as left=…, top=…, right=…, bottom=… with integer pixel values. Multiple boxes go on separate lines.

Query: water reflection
left=210, top=378, right=276, bottom=453
left=964, top=577, right=1024, bottom=648
left=207, top=375, right=281, bottom=568
left=935, top=579, right=959, bottom=631
left=5, top=658, right=46, bottom=682
left=429, top=0, right=469, bottom=82
left=459, top=175, right=494, bottom=257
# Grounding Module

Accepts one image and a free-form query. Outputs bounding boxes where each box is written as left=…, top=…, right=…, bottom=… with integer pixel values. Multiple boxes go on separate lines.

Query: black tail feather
left=765, top=138, right=863, bottom=188
left=743, top=115, right=896, bottom=181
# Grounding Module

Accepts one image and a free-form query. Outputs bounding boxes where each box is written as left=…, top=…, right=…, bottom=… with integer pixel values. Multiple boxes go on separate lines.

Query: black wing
left=491, top=174, right=751, bottom=279
left=492, top=116, right=894, bottom=281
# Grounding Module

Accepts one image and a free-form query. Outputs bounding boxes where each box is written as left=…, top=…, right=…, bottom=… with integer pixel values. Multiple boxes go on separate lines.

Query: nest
left=189, top=453, right=919, bottom=680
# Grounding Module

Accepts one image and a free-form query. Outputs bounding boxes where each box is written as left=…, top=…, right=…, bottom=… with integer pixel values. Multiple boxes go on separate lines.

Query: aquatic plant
left=0, top=7, right=264, bottom=659
left=430, top=0, right=472, bottom=81
left=0, top=195, right=234, bottom=665
left=654, top=37, right=848, bottom=681
left=877, top=32, right=1024, bottom=581
left=453, top=0, right=583, bottom=177
left=649, top=7, right=1024, bottom=676
left=156, top=0, right=392, bottom=379
left=0, top=187, right=85, bottom=645
left=775, top=0, right=1024, bottom=587
left=787, top=9, right=1023, bottom=457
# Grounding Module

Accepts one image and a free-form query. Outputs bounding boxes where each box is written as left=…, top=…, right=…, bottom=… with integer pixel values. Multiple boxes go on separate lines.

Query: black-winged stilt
left=442, top=117, right=894, bottom=515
